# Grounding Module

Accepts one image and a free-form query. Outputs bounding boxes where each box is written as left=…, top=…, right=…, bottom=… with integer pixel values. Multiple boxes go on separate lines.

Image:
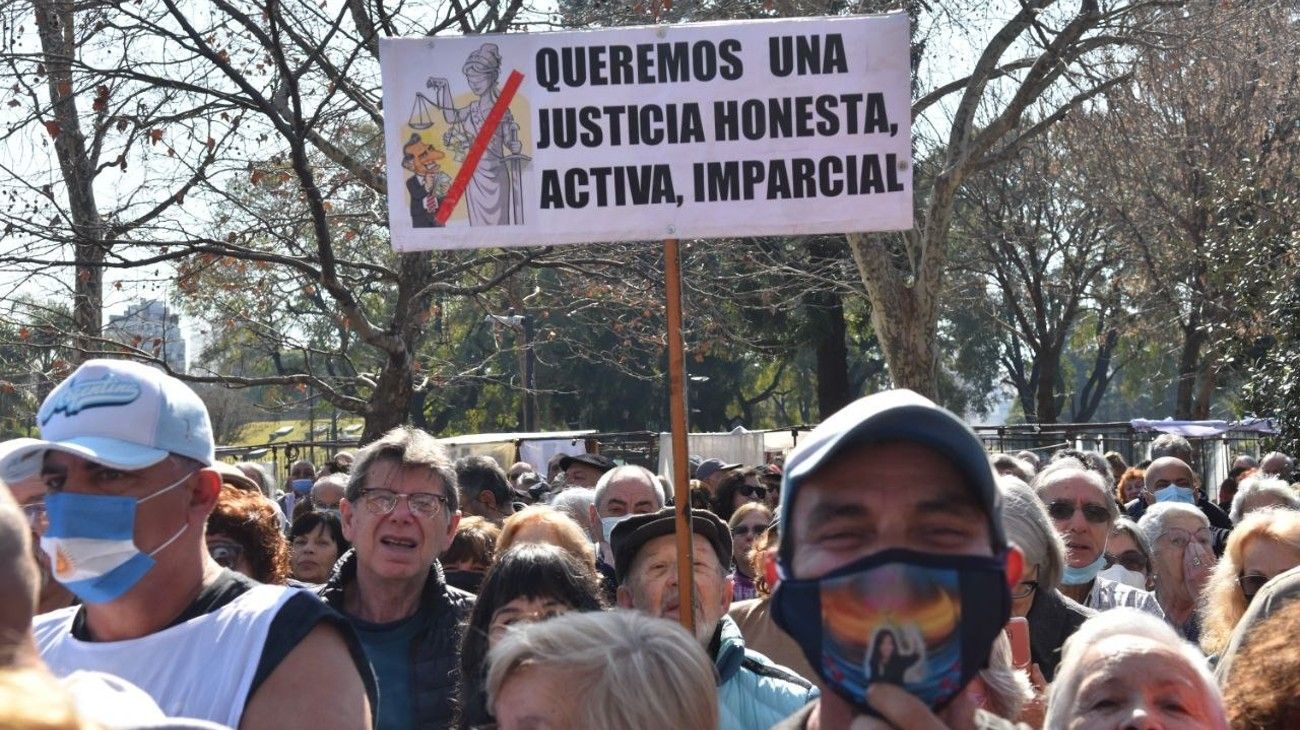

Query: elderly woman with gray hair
left=999, top=477, right=1094, bottom=681
left=1031, top=458, right=1164, bottom=618
left=1229, top=474, right=1300, bottom=524
left=486, top=610, right=718, bottom=729
left=1044, top=609, right=1228, bottom=729
left=1139, top=502, right=1216, bottom=641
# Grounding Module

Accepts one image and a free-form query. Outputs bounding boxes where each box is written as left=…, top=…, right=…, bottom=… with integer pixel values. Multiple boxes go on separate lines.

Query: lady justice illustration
left=420, top=43, right=527, bottom=226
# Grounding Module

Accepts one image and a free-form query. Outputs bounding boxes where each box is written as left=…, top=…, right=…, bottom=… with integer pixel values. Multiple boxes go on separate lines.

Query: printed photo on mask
left=820, top=562, right=963, bottom=707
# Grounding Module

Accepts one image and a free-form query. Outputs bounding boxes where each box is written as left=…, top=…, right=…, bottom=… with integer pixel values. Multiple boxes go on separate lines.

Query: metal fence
left=219, top=422, right=1272, bottom=503
left=972, top=423, right=1271, bottom=501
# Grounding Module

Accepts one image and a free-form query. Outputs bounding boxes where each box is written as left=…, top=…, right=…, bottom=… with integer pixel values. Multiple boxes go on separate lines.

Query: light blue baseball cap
left=0, top=359, right=214, bottom=483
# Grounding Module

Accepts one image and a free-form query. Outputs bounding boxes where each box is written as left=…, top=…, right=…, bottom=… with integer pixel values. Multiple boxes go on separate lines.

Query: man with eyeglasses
left=318, top=425, right=474, bottom=730
left=0, top=359, right=375, bottom=729
left=1032, top=458, right=1164, bottom=618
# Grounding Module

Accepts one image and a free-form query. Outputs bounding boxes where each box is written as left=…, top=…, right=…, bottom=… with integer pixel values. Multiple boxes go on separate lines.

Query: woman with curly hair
left=1115, top=466, right=1145, bottom=506
left=1198, top=507, right=1300, bottom=656
left=205, top=484, right=290, bottom=585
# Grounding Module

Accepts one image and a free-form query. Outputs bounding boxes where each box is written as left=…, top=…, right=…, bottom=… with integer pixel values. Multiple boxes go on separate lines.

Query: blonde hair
left=497, top=505, right=595, bottom=566
left=1199, top=507, right=1300, bottom=655
left=486, top=610, right=718, bottom=729
left=0, top=667, right=96, bottom=730
left=727, top=502, right=772, bottom=531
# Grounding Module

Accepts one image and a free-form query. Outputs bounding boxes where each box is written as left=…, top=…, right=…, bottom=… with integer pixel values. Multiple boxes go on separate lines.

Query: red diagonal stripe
left=435, top=69, right=524, bottom=226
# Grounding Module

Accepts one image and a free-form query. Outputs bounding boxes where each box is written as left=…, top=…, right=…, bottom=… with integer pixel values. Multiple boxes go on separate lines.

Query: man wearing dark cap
left=696, top=457, right=742, bottom=494
left=612, top=507, right=817, bottom=729
left=769, top=389, right=1024, bottom=729
left=558, top=452, right=615, bottom=488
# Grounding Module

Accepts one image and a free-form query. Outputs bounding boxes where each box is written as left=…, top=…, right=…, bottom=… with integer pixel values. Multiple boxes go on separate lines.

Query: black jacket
left=1026, top=588, right=1095, bottom=681
left=318, top=551, right=475, bottom=729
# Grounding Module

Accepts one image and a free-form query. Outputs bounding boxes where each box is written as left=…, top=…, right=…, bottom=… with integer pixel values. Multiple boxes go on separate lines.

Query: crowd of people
left=3, top=359, right=1300, bottom=728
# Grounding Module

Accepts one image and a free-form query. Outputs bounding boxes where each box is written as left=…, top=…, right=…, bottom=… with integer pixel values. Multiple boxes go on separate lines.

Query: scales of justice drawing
left=405, top=42, right=530, bottom=228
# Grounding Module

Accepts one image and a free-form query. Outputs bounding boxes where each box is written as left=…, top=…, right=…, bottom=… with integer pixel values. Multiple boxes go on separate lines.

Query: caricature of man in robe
left=402, top=134, right=452, bottom=228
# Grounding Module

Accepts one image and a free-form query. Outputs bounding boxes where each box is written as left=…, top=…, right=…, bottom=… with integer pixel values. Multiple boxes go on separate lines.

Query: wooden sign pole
left=664, top=236, right=697, bottom=635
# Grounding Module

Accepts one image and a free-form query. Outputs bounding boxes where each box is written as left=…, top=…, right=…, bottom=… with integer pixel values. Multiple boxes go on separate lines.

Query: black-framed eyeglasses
left=1011, top=580, right=1039, bottom=599
left=731, top=524, right=764, bottom=537
left=1104, top=550, right=1148, bottom=573
left=359, top=488, right=448, bottom=518
left=1239, top=573, right=1270, bottom=604
left=1046, top=500, right=1111, bottom=524
left=738, top=485, right=767, bottom=499
left=209, top=542, right=244, bottom=569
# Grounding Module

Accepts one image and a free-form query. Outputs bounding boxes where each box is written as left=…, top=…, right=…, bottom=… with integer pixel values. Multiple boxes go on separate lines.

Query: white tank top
left=34, top=583, right=297, bottom=728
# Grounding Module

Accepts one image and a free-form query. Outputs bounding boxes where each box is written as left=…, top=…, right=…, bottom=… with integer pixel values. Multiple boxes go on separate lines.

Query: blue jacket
left=714, top=615, right=819, bottom=730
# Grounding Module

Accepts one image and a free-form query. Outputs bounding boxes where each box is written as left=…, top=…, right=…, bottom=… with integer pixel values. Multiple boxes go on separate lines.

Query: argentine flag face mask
left=40, top=470, right=191, bottom=604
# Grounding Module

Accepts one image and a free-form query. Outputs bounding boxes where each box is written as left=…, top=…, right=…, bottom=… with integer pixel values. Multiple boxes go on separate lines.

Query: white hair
left=1030, top=458, right=1119, bottom=523
left=1137, top=502, right=1209, bottom=554
left=549, top=487, right=596, bottom=528
left=593, top=465, right=664, bottom=511
left=981, top=633, right=1034, bottom=721
left=999, top=476, right=1066, bottom=590
left=235, top=461, right=276, bottom=497
left=1229, top=475, right=1300, bottom=524
left=311, top=472, right=348, bottom=496
left=1044, top=609, right=1225, bottom=729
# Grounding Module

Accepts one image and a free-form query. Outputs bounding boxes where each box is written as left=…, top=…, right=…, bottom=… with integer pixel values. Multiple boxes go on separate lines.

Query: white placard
left=380, top=13, right=912, bottom=251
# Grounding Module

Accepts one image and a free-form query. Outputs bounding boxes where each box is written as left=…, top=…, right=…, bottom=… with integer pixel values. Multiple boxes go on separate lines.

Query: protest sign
left=380, top=13, right=912, bottom=251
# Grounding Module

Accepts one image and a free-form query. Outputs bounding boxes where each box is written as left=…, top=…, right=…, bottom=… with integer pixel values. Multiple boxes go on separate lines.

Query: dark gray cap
left=776, top=389, right=1005, bottom=565
left=610, top=507, right=731, bottom=585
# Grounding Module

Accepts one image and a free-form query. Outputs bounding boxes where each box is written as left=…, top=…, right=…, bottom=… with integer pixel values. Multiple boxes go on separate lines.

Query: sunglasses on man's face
left=1046, top=500, right=1111, bottom=524
left=738, top=485, right=767, bottom=499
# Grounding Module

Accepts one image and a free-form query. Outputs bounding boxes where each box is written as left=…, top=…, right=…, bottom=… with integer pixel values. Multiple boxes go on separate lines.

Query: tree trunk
left=361, top=348, right=413, bottom=443
left=1035, top=345, right=1063, bottom=424
left=849, top=233, right=940, bottom=398
left=1174, top=316, right=1204, bottom=420
left=34, top=0, right=105, bottom=363
left=360, top=251, right=438, bottom=441
left=813, top=291, right=851, bottom=419
left=1192, top=357, right=1216, bottom=420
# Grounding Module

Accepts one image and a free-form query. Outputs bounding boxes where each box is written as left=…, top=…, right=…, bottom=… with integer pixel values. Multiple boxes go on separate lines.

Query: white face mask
left=601, top=514, right=631, bottom=544
left=1098, top=564, right=1147, bottom=590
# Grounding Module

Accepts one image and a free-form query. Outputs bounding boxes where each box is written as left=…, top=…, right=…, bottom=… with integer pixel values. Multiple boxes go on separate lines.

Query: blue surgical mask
left=1153, top=485, right=1196, bottom=504
left=1061, top=551, right=1107, bottom=586
left=289, top=478, right=314, bottom=494
left=40, top=471, right=192, bottom=604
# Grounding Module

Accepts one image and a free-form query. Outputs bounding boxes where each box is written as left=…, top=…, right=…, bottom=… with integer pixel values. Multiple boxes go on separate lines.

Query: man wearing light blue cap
left=0, top=359, right=375, bottom=729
